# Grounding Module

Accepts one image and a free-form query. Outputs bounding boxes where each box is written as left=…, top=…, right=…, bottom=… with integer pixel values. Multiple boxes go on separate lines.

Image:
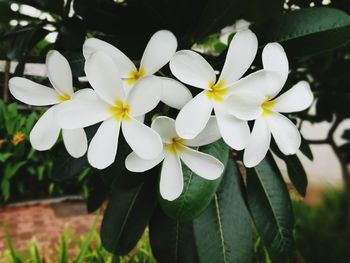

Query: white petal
left=140, top=30, right=177, bottom=76
left=46, top=50, right=73, bottom=96
left=55, top=93, right=110, bottom=129
left=83, top=38, right=136, bottom=77
left=72, top=88, right=96, bottom=99
left=88, top=118, right=120, bottom=169
left=62, top=128, right=87, bottom=158
left=125, top=151, right=165, bottom=172
left=224, top=90, right=265, bottom=120
left=85, top=51, right=125, bottom=105
left=243, top=117, right=271, bottom=168
left=127, top=76, right=161, bottom=117
left=185, top=116, right=221, bottom=147
left=231, top=69, right=283, bottom=98
left=9, top=77, right=59, bottom=106
left=30, top=107, right=61, bottom=151
left=266, top=112, right=301, bottom=155
left=272, top=81, right=313, bottom=113
left=122, top=117, right=163, bottom=160
left=219, top=29, right=258, bottom=85
left=169, top=50, right=216, bottom=89
left=159, top=77, right=192, bottom=109
left=179, top=146, right=224, bottom=180
left=215, top=106, right=250, bottom=150
left=175, top=92, right=213, bottom=139
left=160, top=154, right=183, bottom=201
left=151, top=116, right=177, bottom=144
left=262, top=42, right=289, bottom=86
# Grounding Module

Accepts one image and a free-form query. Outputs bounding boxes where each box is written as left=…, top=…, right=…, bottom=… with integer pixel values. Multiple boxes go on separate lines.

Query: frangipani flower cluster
left=9, top=29, right=313, bottom=201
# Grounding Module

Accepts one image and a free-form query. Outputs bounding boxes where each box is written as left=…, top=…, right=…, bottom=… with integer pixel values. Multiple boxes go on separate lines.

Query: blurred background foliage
left=0, top=0, right=349, bottom=262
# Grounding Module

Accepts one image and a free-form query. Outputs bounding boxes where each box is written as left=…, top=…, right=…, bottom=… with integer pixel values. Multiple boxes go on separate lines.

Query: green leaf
left=253, top=7, right=350, bottom=58
left=271, top=143, right=308, bottom=197
left=299, top=136, right=313, bottom=161
left=56, top=16, right=86, bottom=51
left=86, top=173, right=107, bottom=213
left=193, top=158, right=253, bottom=263
left=159, top=139, right=230, bottom=221
left=246, top=155, right=295, bottom=261
left=100, top=168, right=159, bottom=255
left=0, top=153, right=12, bottom=162
left=149, top=207, right=199, bottom=263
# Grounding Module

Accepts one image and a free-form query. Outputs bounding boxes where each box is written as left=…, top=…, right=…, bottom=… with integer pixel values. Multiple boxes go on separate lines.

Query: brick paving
left=0, top=200, right=101, bottom=254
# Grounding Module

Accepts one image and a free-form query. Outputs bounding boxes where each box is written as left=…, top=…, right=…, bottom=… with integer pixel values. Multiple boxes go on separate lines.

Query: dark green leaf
left=299, top=136, right=314, bottom=161
left=56, top=16, right=86, bottom=51
left=246, top=155, right=295, bottom=261
left=101, top=168, right=159, bottom=255
left=193, top=158, right=253, bottom=263
left=284, top=155, right=308, bottom=197
left=253, top=7, right=350, bottom=58
left=159, top=139, right=230, bottom=221
left=149, top=207, right=199, bottom=263
left=86, top=173, right=107, bottom=213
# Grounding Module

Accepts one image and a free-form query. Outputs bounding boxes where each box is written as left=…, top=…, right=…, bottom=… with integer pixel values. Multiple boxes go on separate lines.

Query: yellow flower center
left=109, top=100, right=131, bottom=122
left=206, top=80, right=228, bottom=102
left=58, top=93, right=71, bottom=103
left=11, top=132, right=25, bottom=146
left=261, top=98, right=277, bottom=116
left=127, top=68, right=146, bottom=85
left=165, top=137, right=186, bottom=155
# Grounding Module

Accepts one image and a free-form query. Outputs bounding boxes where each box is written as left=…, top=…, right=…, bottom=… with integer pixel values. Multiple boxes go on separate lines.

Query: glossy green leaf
left=100, top=168, right=159, bottom=255
left=246, top=154, right=295, bottom=261
left=300, top=136, right=313, bottom=161
left=193, top=158, right=253, bottom=263
left=149, top=207, right=199, bottom=263
left=86, top=173, right=107, bottom=213
left=159, top=139, right=230, bottom=221
left=253, top=7, right=350, bottom=58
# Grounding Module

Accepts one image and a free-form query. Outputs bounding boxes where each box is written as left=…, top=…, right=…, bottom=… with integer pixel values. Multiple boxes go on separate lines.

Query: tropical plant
left=0, top=0, right=349, bottom=262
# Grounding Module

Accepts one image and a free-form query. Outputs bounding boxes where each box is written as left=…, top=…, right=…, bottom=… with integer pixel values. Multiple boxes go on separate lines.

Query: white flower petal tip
left=29, top=107, right=61, bottom=151
left=9, top=77, right=60, bottom=106
left=85, top=51, right=125, bottom=105
left=122, top=117, right=163, bottom=160
left=262, top=42, right=289, bottom=85
left=219, top=29, right=258, bottom=85
left=46, top=50, right=74, bottom=96
left=215, top=107, right=250, bottom=151
left=169, top=50, right=216, bottom=89
left=175, top=92, right=213, bottom=140
left=160, top=154, right=183, bottom=201
left=140, top=30, right=178, bottom=76
left=267, top=113, right=301, bottom=155
left=62, top=128, right=88, bottom=158
left=243, top=117, right=271, bottom=168
left=87, top=119, right=121, bottom=170
left=273, top=81, right=314, bottom=113
left=83, top=38, right=136, bottom=77
left=125, top=151, right=165, bottom=173
left=159, top=77, right=192, bottom=109
left=179, top=147, right=224, bottom=180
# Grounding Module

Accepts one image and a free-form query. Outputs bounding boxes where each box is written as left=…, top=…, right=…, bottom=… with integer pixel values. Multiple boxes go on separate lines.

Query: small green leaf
left=159, top=139, right=230, bottom=221
left=193, top=158, right=253, bottom=263
left=149, top=207, right=199, bottom=263
left=246, top=154, right=295, bottom=261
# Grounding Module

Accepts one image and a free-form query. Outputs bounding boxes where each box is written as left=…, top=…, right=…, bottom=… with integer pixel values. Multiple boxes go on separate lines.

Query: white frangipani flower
left=83, top=30, right=192, bottom=109
left=170, top=29, right=282, bottom=150
left=125, top=116, right=224, bottom=201
left=9, top=50, right=87, bottom=158
left=225, top=43, right=314, bottom=167
left=56, top=51, right=163, bottom=169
